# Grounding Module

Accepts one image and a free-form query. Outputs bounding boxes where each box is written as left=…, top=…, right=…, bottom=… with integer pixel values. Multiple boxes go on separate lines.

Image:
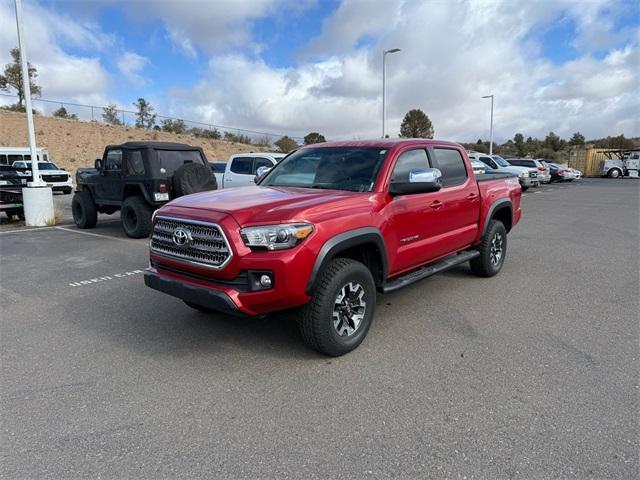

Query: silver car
left=507, top=158, right=551, bottom=184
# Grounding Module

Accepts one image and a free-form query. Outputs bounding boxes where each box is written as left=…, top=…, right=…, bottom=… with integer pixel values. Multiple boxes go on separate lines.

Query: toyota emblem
left=172, top=228, right=192, bottom=248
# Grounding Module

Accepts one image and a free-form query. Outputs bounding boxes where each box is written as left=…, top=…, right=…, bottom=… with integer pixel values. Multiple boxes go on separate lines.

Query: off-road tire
left=121, top=196, right=153, bottom=238
left=470, top=220, right=507, bottom=277
left=72, top=190, right=98, bottom=229
left=298, top=258, right=376, bottom=356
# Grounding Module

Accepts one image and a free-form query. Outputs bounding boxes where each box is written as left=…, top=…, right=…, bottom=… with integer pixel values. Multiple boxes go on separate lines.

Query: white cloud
left=117, top=51, right=150, bottom=86
left=167, top=0, right=639, bottom=141
left=0, top=0, right=111, bottom=107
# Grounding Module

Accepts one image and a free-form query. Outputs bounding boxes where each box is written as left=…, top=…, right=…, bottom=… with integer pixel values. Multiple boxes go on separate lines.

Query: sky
left=0, top=0, right=638, bottom=143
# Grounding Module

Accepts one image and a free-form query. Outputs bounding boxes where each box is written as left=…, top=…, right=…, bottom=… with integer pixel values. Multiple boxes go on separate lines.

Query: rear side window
left=0, top=155, right=6, bottom=165
left=391, top=149, right=430, bottom=182
left=9, top=155, right=23, bottom=164
left=211, top=162, right=226, bottom=173
left=433, top=148, right=467, bottom=187
left=230, top=157, right=252, bottom=174
left=254, top=157, right=272, bottom=174
left=126, top=151, right=145, bottom=175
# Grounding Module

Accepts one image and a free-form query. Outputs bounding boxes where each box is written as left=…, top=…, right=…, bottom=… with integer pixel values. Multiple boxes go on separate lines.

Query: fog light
left=260, top=274, right=272, bottom=288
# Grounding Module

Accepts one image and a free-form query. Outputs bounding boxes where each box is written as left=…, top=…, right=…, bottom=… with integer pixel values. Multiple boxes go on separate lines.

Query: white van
left=0, top=147, right=51, bottom=166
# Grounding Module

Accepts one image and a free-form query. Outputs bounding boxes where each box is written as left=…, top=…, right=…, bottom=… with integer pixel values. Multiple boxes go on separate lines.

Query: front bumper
left=144, top=270, right=245, bottom=316
left=520, top=177, right=539, bottom=187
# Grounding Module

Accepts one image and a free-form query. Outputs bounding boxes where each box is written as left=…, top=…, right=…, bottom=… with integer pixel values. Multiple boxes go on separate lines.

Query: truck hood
left=164, top=186, right=376, bottom=226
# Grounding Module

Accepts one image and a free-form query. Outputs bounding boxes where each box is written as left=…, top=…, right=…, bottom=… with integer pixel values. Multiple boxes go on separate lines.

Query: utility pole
left=14, top=0, right=54, bottom=226
left=482, top=94, right=494, bottom=155
left=382, top=48, right=400, bottom=138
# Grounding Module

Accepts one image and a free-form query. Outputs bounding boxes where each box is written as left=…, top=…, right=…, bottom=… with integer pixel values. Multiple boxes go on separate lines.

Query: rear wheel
left=470, top=220, right=507, bottom=277
left=72, top=190, right=97, bottom=229
left=299, top=258, right=376, bottom=356
left=121, top=196, right=153, bottom=238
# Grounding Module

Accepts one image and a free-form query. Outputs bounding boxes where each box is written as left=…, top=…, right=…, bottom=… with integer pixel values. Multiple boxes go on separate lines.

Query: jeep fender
left=305, top=227, right=388, bottom=295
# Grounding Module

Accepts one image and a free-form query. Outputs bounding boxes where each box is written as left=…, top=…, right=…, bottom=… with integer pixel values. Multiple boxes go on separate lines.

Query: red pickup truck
left=144, top=140, right=522, bottom=355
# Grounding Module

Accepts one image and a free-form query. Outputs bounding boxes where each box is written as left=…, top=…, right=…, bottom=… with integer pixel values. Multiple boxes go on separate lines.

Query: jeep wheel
left=121, top=196, right=153, bottom=238
left=299, top=258, right=376, bottom=356
left=470, top=220, right=507, bottom=277
left=72, top=191, right=98, bottom=229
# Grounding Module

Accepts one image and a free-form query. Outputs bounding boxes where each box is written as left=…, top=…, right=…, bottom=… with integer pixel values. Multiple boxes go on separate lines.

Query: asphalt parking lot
left=1, top=178, right=638, bottom=479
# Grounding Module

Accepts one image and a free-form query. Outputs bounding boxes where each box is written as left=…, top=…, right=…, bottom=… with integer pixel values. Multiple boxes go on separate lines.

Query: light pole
left=382, top=48, right=400, bottom=138
left=14, top=0, right=54, bottom=226
left=482, top=94, right=494, bottom=155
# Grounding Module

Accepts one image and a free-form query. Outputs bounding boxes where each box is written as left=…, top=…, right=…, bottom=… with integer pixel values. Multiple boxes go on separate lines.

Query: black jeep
left=72, top=142, right=217, bottom=238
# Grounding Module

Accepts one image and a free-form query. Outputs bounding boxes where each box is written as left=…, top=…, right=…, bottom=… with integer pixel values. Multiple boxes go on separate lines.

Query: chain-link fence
left=0, top=93, right=304, bottom=147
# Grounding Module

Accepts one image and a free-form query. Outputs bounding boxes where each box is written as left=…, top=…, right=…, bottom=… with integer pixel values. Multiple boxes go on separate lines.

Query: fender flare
left=305, top=227, right=388, bottom=295
left=483, top=198, right=512, bottom=237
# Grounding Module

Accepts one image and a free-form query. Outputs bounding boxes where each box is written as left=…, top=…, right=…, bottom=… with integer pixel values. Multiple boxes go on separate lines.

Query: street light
left=382, top=48, right=401, bottom=138
left=482, top=94, right=494, bottom=155
left=14, top=0, right=54, bottom=225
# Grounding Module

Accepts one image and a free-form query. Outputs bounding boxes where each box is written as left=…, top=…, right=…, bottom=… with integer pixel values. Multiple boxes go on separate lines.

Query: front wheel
left=470, top=220, right=507, bottom=277
left=72, top=191, right=98, bottom=229
left=608, top=169, right=622, bottom=179
left=299, top=258, right=376, bottom=356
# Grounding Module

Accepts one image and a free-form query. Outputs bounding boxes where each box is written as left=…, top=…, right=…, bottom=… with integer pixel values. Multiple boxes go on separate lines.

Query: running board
left=381, top=250, right=480, bottom=293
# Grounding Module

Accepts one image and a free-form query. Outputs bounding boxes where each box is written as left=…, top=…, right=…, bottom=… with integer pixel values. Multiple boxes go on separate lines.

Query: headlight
left=519, top=171, right=528, bottom=177
left=241, top=223, right=314, bottom=250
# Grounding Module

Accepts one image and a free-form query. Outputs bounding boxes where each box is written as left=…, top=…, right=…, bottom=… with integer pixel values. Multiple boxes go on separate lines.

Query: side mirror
left=254, top=166, right=271, bottom=184
left=94, top=158, right=102, bottom=171
left=389, top=168, right=442, bottom=195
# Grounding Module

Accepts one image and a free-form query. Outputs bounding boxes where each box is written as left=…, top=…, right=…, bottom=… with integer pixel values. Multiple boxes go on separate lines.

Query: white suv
left=12, top=161, right=73, bottom=194
left=219, top=152, right=286, bottom=188
left=468, top=152, right=539, bottom=190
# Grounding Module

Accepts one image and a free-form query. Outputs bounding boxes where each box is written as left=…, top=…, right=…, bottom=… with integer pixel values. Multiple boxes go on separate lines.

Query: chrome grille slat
left=150, top=216, right=232, bottom=270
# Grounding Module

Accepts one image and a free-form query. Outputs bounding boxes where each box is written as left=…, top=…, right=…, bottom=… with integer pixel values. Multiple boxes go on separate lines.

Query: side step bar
left=381, top=250, right=480, bottom=293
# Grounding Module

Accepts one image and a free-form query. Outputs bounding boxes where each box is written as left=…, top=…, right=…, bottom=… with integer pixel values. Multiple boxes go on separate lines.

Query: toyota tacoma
left=144, top=140, right=522, bottom=356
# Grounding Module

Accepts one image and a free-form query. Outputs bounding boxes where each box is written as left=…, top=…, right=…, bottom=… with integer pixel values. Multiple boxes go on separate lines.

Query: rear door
left=224, top=156, right=253, bottom=187
left=428, top=146, right=481, bottom=252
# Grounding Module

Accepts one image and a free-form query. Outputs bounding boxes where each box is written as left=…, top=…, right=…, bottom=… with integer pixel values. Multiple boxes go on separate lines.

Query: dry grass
left=44, top=206, right=63, bottom=226
left=0, top=110, right=272, bottom=176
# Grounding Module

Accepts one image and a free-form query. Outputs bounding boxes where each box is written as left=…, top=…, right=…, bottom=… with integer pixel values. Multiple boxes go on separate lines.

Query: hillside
left=0, top=110, right=271, bottom=174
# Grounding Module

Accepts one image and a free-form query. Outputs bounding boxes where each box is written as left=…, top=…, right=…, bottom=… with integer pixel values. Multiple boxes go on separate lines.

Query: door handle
left=466, top=193, right=478, bottom=201
left=429, top=200, right=443, bottom=209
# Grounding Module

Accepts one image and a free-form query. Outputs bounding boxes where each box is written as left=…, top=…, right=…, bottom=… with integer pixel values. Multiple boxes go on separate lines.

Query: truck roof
left=107, top=141, right=203, bottom=150
left=301, top=139, right=462, bottom=149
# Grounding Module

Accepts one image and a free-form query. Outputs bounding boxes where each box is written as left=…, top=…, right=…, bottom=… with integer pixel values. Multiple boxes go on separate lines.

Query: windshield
left=155, top=150, right=205, bottom=175
left=261, top=147, right=388, bottom=192
left=492, top=155, right=511, bottom=168
left=20, top=162, right=59, bottom=170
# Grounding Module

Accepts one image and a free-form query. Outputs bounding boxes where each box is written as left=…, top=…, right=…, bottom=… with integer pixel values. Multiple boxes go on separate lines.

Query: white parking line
left=55, top=226, right=146, bottom=244
left=0, top=226, right=59, bottom=235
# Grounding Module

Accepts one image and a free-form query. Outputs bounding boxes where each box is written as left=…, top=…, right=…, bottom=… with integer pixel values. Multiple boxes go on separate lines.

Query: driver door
left=96, top=149, right=123, bottom=202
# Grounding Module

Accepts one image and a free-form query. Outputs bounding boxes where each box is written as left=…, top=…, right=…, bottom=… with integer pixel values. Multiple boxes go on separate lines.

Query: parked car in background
left=11, top=160, right=73, bottom=194
left=218, top=153, right=287, bottom=188
left=470, top=159, right=488, bottom=175
left=567, top=167, right=582, bottom=180
left=72, top=142, right=217, bottom=238
left=468, top=152, right=539, bottom=190
left=0, top=146, right=51, bottom=166
left=547, top=163, right=573, bottom=182
left=209, top=162, right=227, bottom=186
left=0, top=165, right=26, bottom=220
left=506, top=158, right=551, bottom=184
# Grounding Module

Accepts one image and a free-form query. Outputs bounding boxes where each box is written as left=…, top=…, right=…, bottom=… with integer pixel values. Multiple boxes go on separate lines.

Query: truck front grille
left=150, top=216, right=232, bottom=269
left=42, top=174, right=68, bottom=182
